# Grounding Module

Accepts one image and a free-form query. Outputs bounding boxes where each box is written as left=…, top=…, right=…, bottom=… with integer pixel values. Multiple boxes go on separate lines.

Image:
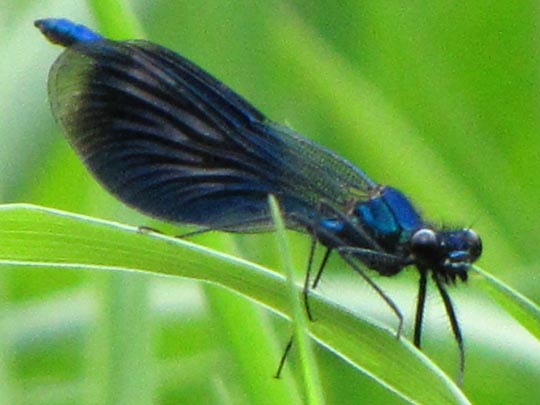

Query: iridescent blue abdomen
left=35, top=19, right=102, bottom=46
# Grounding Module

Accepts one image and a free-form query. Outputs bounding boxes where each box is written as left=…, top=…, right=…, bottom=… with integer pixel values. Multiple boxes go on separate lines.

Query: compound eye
left=411, top=228, right=439, bottom=256
left=463, top=229, right=482, bottom=261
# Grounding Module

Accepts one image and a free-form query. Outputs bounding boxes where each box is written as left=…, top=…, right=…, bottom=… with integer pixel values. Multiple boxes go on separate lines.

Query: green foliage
left=1, top=0, right=539, bottom=404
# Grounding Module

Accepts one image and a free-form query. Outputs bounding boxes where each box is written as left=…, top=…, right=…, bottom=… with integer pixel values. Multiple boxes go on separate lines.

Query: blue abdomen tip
left=34, top=18, right=102, bottom=47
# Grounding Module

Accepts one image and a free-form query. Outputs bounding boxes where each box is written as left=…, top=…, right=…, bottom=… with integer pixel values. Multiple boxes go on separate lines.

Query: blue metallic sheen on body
left=34, top=18, right=482, bottom=279
left=319, top=218, right=345, bottom=233
left=449, top=251, right=469, bottom=261
left=34, top=18, right=103, bottom=46
left=357, top=186, right=423, bottom=239
left=446, top=232, right=472, bottom=251
left=382, top=187, right=423, bottom=230
left=36, top=19, right=483, bottom=382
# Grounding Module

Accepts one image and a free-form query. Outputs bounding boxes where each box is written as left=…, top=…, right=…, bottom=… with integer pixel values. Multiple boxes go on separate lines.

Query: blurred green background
left=1, top=0, right=539, bottom=404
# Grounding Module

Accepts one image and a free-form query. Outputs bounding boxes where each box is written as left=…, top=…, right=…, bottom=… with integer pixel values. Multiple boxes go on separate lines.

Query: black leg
left=335, top=246, right=405, bottom=273
left=318, top=200, right=381, bottom=251
left=413, top=268, right=428, bottom=348
left=174, top=227, right=213, bottom=239
left=284, top=233, right=332, bottom=377
left=338, top=251, right=404, bottom=339
left=433, top=275, right=465, bottom=386
left=137, top=225, right=163, bottom=234
left=174, top=214, right=275, bottom=239
left=274, top=208, right=321, bottom=379
left=300, top=198, right=334, bottom=321
left=274, top=337, right=294, bottom=379
left=302, top=238, right=318, bottom=321
left=311, top=248, right=332, bottom=289
left=303, top=247, right=332, bottom=322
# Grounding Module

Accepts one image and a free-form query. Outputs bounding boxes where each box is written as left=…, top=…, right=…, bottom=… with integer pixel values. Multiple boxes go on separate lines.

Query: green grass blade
left=473, top=266, right=540, bottom=339
left=87, top=0, right=143, bottom=38
left=0, top=204, right=471, bottom=404
left=268, top=196, right=324, bottom=404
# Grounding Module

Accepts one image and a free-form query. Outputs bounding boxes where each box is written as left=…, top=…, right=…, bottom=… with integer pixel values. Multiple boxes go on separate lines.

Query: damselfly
left=35, top=18, right=482, bottom=382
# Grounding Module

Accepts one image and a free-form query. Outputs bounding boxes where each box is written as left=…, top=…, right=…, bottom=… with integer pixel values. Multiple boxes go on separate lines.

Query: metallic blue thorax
left=319, top=186, right=423, bottom=255
left=357, top=187, right=423, bottom=244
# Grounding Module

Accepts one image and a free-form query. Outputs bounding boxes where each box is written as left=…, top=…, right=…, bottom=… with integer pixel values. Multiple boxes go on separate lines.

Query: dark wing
left=48, top=38, right=376, bottom=230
